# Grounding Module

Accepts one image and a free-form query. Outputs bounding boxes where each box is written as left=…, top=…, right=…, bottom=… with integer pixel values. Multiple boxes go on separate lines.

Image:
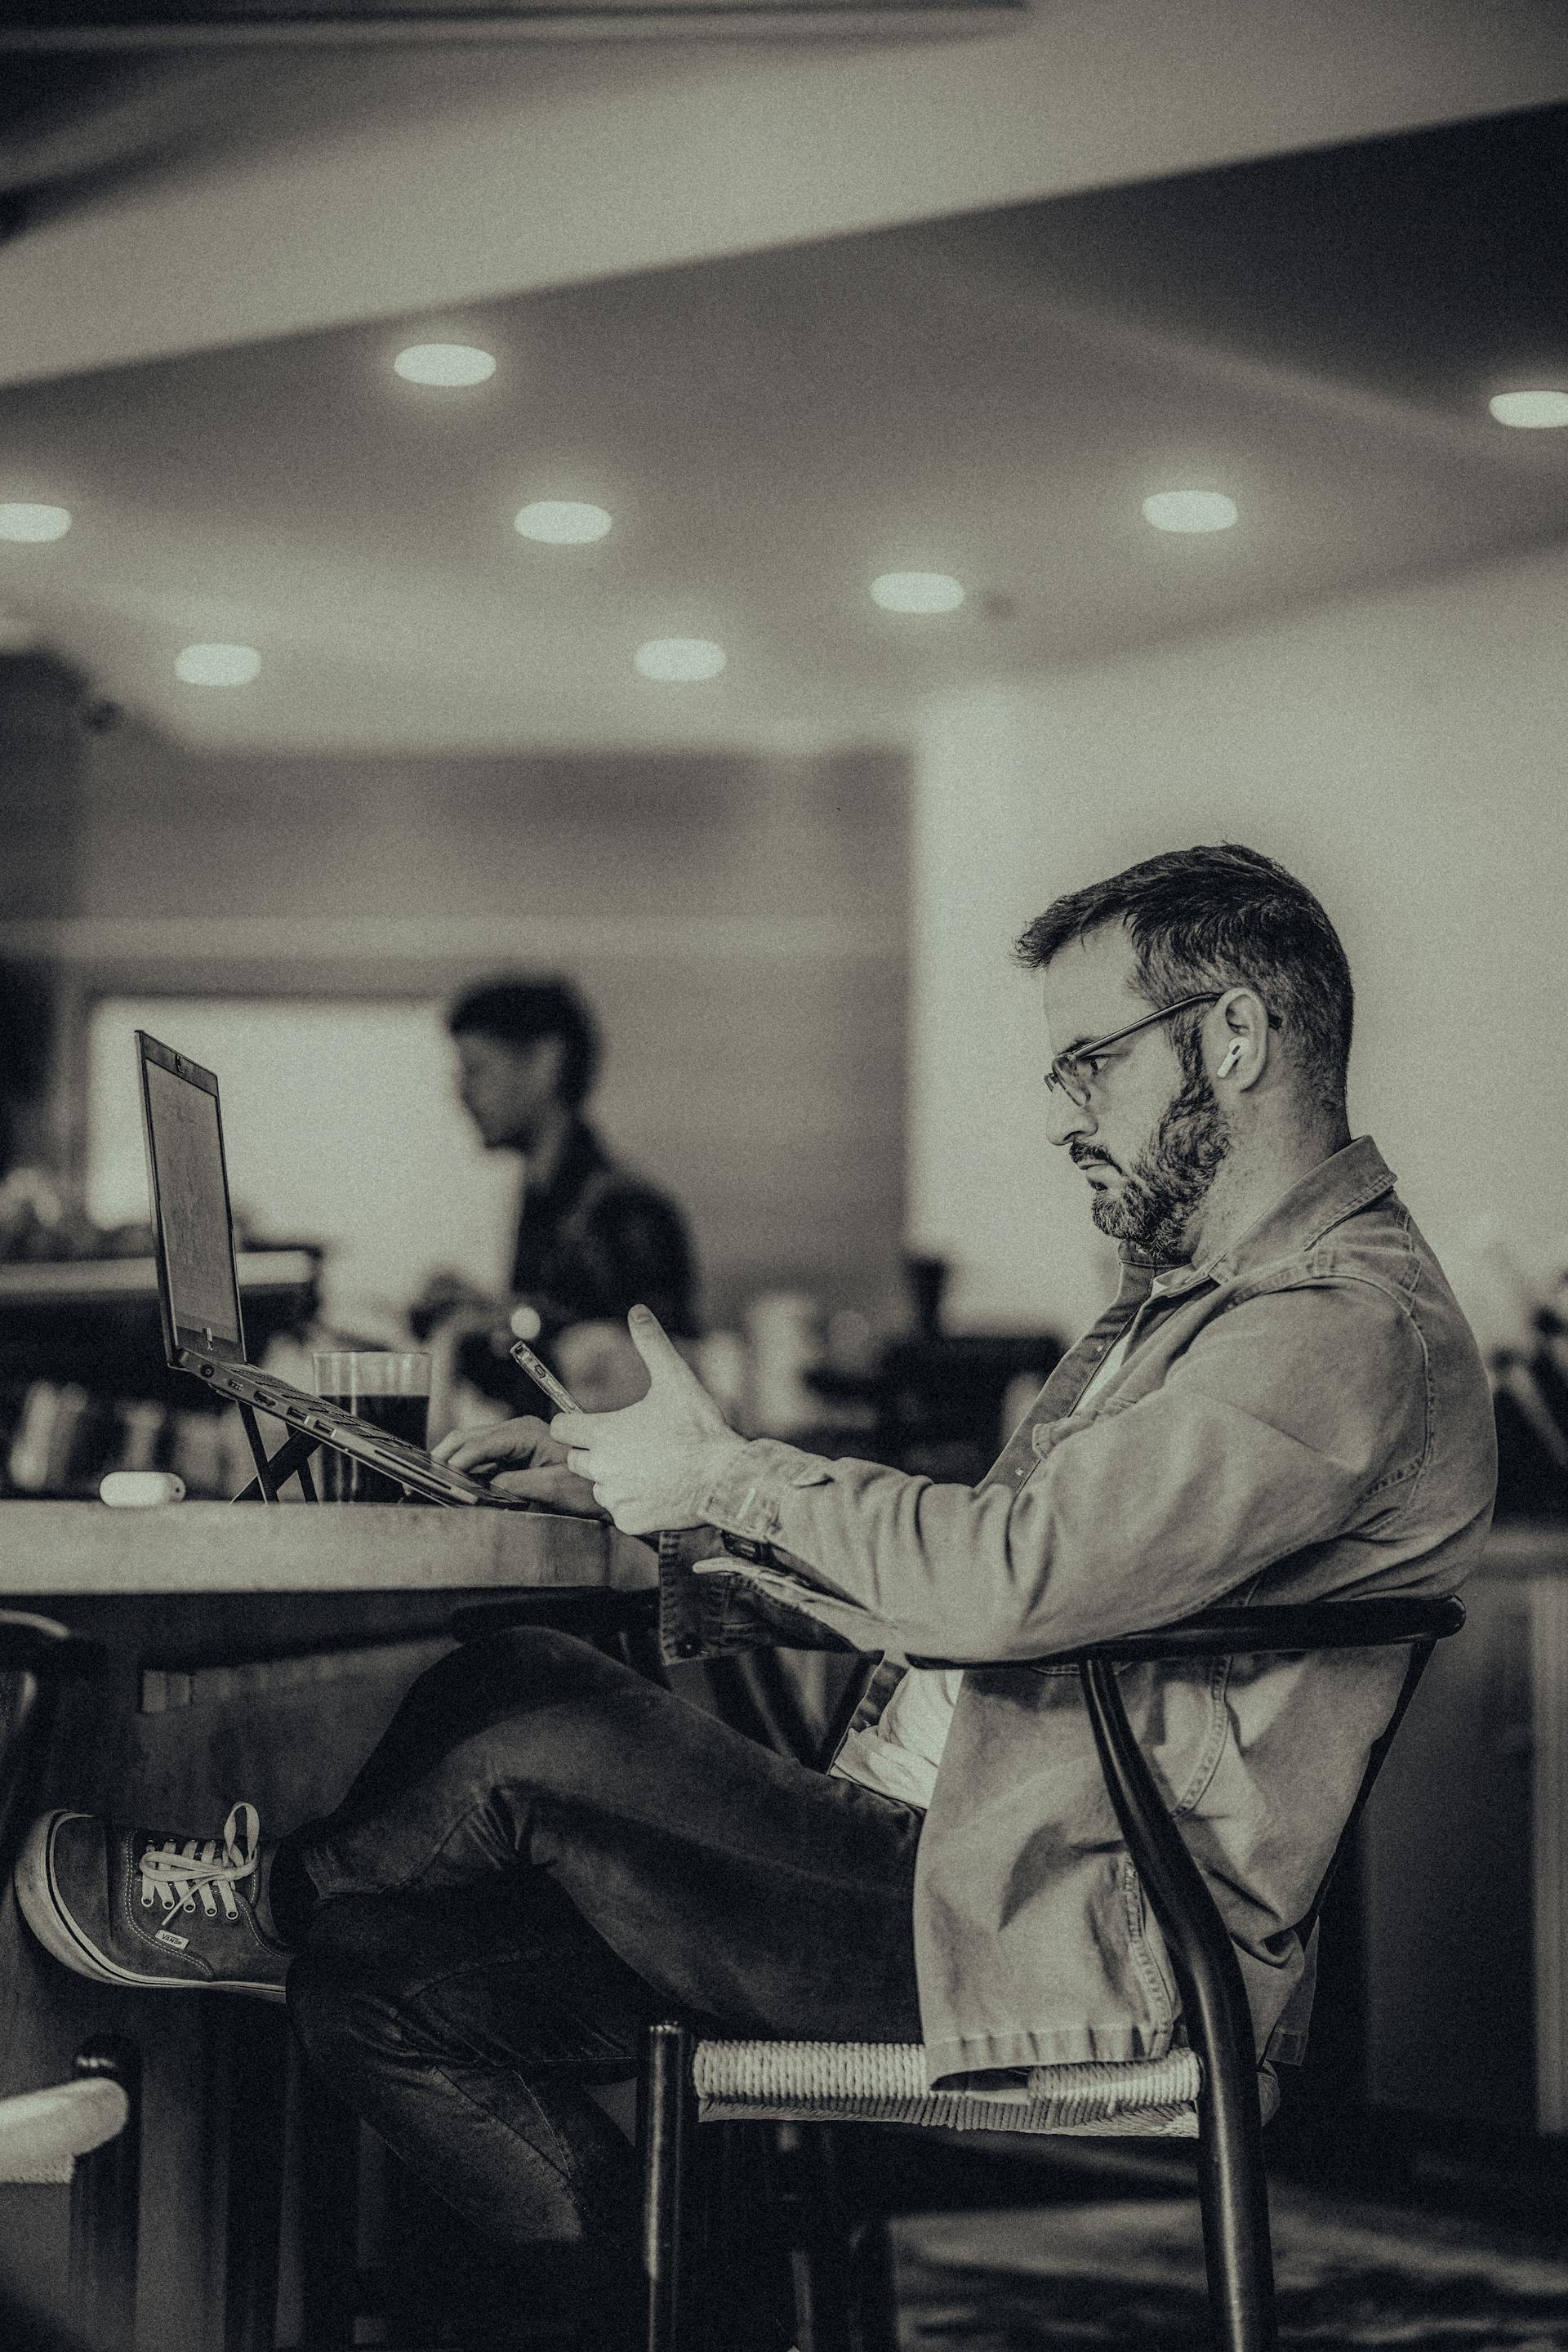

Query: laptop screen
left=142, top=1051, right=245, bottom=1352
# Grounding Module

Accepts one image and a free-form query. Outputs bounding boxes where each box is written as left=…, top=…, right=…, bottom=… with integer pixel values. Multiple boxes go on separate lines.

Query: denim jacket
left=657, top=1139, right=1497, bottom=2091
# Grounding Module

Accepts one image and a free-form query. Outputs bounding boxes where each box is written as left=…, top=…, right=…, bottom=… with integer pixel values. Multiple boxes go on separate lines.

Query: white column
left=906, top=688, right=1110, bottom=1340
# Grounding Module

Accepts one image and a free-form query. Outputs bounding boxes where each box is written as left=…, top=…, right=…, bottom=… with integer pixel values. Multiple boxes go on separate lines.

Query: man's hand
left=432, top=1414, right=607, bottom=1519
left=552, top=1306, right=746, bottom=1535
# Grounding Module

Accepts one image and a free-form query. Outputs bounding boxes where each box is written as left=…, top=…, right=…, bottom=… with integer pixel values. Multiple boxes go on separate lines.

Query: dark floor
left=892, top=2184, right=1568, bottom=2350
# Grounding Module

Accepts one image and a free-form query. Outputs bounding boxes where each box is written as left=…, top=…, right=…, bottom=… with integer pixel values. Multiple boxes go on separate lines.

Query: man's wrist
left=693, top=1428, right=748, bottom=1517
left=694, top=1432, right=832, bottom=1544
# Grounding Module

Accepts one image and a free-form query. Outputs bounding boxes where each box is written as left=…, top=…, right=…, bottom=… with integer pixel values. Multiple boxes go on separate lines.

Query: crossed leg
left=278, top=1628, right=923, bottom=2338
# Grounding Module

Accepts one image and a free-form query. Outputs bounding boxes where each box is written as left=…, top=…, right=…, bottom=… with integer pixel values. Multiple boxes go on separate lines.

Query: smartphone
left=509, top=1339, right=581, bottom=1417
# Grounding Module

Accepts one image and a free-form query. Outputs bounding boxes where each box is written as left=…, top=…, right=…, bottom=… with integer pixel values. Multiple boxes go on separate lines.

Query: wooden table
left=0, top=1499, right=656, bottom=2352
left=0, top=1496, right=653, bottom=1596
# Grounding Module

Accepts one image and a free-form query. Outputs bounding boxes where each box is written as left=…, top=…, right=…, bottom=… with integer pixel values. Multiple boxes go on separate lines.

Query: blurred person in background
left=416, top=976, right=700, bottom=1414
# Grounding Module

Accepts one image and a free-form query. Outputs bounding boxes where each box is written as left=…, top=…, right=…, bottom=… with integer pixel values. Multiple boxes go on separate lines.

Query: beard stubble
left=1086, top=1066, right=1232, bottom=1266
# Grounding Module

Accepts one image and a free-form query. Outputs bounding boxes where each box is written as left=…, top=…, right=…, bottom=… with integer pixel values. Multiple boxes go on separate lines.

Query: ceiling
left=6, top=1, right=1568, bottom=388
left=1, top=11, right=1567, bottom=754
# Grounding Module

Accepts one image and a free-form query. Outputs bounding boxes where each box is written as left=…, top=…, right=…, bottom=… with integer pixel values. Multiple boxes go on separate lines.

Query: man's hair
left=447, top=976, right=601, bottom=1109
left=1014, top=844, right=1353, bottom=1110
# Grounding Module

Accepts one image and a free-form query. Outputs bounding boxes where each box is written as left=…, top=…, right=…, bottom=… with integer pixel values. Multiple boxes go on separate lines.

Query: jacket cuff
left=655, top=1525, right=869, bottom=1662
left=697, top=1437, right=835, bottom=1541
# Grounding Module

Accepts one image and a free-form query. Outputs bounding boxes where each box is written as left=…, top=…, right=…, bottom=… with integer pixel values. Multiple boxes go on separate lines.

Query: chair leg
left=69, top=2037, right=141, bottom=2352
left=773, top=2123, right=854, bottom=2352
left=697, top=2122, right=793, bottom=2352
left=1194, top=2069, right=1279, bottom=2352
left=221, top=2004, right=290, bottom=2352
left=640, top=2020, right=695, bottom=2352
left=1080, top=1659, right=1279, bottom=2352
left=849, top=2212, right=900, bottom=2352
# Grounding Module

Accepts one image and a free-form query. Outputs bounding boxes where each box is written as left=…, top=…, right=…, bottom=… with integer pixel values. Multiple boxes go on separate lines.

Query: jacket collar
left=1122, top=1135, right=1396, bottom=1299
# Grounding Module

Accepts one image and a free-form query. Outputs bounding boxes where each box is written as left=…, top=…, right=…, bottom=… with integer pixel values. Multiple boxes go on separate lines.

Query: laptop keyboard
left=230, top=1369, right=492, bottom=1489
left=205, top=1361, right=595, bottom=1517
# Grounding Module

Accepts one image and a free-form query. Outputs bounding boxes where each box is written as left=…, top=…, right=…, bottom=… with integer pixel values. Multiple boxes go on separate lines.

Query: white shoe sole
left=15, top=1811, right=288, bottom=2005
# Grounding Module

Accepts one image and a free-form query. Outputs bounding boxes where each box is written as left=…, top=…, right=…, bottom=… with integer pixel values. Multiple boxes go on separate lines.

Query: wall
left=0, top=653, right=85, bottom=928
left=0, top=711, right=909, bottom=1328
left=908, top=541, right=1568, bottom=1345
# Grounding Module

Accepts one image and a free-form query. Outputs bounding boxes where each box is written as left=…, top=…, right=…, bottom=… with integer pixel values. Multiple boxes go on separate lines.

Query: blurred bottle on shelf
left=902, top=1253, right=949, bottom=1340
left=745, top=1291, right=827, bottom=1438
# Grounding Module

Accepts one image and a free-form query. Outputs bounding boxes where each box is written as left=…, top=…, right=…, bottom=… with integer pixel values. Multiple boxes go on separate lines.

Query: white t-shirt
left=831, top=1321, right=1138, bottom=1811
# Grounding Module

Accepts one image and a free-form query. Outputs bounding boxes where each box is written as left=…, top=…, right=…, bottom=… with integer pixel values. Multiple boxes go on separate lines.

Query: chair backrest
left=1072, top=1597, right=1463, bottom=2132
left=1293, top=1630, right=1441, bottom=1947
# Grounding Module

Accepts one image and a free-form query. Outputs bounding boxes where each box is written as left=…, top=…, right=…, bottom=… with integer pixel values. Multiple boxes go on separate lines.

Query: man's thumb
left=627, top=1304, right=688, bottom=1381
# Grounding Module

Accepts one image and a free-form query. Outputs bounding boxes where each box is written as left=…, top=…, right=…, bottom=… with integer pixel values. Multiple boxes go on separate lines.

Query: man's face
left=1039, top=926, right=1230, bottom=1266
left=455, top=1031, right=564, bottom=1152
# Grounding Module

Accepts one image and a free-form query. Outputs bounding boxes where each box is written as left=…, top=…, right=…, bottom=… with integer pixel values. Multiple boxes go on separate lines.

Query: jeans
left=278, top=1628, right=922, bottom=2329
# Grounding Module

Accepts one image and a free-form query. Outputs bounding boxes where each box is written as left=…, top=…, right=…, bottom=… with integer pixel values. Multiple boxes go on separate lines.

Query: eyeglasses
left=1044, top=991, right=1222, bottom=1109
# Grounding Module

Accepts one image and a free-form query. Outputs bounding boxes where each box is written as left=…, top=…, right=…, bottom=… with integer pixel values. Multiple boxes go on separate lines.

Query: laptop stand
left=233, top=1402, right=323, bottom=1504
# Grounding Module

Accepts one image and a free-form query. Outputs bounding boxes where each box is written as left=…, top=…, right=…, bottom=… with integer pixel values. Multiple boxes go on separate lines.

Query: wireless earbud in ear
left=1217, top=1040, right=1244, bottom=1079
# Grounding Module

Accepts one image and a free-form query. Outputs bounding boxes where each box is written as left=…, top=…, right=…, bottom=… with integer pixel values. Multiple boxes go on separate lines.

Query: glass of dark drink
left=310, top=1350, right=432, bottom=1503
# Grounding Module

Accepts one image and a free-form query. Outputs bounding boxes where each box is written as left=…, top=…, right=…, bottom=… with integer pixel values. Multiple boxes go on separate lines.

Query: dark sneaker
left=15, top=1801, right=289, bottom=2001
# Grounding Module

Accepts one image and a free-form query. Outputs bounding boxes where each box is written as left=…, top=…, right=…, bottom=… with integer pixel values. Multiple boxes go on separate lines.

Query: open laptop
left=135, top=1027, right=535, bottom=1508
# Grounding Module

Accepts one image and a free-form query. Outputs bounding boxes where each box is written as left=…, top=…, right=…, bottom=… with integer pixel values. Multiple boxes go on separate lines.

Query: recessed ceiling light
left=871, top=572, right=964, bottom=613
left=514, top=501, right=612, bottom=545
left=393, top=343, right=497, bottom=388
left=1489, top=389, right=1568, bottom=430
left=634, top=638, right=726, bottom=683
left=1143, top=491, right=1238, bottom=534
left=0, top=503, right=72, bottom=543
left=176, top=643, right=261, bottom=687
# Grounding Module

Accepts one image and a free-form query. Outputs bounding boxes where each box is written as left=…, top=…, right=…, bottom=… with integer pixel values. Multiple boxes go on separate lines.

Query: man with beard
left=17, top=846, right=1496, bottom=2351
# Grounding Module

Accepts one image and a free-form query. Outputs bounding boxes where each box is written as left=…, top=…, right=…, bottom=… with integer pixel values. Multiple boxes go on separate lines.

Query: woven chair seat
left=0, top=2076, right=131, bottom=2185
left=694, top=2038, right=1280, bottom=2138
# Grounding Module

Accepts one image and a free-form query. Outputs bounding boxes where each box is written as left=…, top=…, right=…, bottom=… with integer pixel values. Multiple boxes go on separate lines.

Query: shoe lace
left=138, top=1802, right=261, bottom=1923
